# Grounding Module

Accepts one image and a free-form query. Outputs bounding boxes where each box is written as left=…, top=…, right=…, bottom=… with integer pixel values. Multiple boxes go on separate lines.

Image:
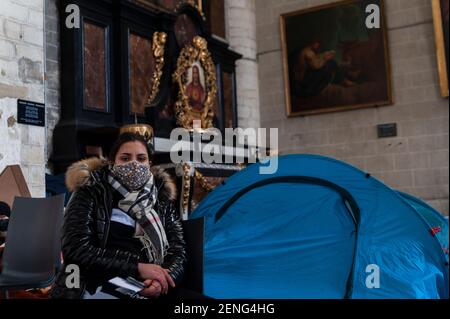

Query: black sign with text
left=377, top=123, right=397, bottom=138
left=17, top=99, right=45, bottom=127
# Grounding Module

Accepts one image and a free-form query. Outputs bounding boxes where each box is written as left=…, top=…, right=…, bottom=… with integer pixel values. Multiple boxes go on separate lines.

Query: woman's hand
left=140, top=280, right=162, bottom=298
left=137, top=263, right=176, bottom=294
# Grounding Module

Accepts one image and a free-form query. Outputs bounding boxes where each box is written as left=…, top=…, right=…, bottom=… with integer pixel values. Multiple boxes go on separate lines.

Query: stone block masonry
left=0, top=0, right=45, bottom=197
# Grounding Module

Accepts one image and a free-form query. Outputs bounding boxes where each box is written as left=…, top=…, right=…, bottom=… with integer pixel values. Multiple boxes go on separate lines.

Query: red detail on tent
left=430, top=226, right=441, bottom=236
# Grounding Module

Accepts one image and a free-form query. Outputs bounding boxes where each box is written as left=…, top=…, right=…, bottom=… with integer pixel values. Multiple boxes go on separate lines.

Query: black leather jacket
left=50, top=158, right=186, bottom=299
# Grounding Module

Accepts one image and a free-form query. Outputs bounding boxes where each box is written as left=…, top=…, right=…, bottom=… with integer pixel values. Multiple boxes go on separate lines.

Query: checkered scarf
left=108, top=172, right=169, bottom=265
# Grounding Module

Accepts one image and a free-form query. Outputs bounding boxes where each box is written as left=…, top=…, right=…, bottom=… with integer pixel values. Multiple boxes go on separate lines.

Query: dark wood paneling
left=157, top=0, right=179, bottom=11
left=83, top=21, right=107, bottom=111
left=204, top=0, right=225, bottom=39
left=174, top=13, right=199, bottom=47
left=222, top=71, right=234, bottom=128
left=129, top=33, right=155, bottom=115
left=52, top=0, right=242, bottom=174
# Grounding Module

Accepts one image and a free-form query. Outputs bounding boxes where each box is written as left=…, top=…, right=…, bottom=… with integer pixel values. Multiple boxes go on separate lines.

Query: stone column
left=44, top=0, right=61, bottom=171
left=225, top=0, right=260, bottom=129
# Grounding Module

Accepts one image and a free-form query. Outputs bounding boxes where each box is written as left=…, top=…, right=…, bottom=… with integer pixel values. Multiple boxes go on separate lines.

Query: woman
left=50, top=133, right=186, bottom=299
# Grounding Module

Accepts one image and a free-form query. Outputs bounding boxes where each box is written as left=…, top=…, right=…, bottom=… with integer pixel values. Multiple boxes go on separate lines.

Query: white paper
left=108, top=277, right=143, bottom=293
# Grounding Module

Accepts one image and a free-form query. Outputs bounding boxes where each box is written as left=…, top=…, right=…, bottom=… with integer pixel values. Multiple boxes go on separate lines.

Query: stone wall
left=0, top=0, right=46, bottom=197
left=256, top=0, right=449, bottom=215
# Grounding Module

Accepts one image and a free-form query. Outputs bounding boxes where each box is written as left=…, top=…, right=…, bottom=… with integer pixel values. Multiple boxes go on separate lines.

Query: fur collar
left=65, top=157, right=177, bottom=201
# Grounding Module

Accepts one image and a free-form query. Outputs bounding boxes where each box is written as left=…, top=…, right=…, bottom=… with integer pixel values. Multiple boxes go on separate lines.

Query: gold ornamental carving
left=147, top=31, right=167, bottom=105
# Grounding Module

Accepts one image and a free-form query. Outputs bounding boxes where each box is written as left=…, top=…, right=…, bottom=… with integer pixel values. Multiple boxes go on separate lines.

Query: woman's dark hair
left=109, top=132, right=154, bottom=162
left=0, top=201, right=11, bottom=217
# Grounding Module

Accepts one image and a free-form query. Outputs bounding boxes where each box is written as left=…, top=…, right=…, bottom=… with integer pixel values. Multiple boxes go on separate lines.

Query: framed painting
left=173, top=36, right=217, bottom=129
left=280, top=0, right=392, bottom=116
left=432, top=0, right=449, bottom=97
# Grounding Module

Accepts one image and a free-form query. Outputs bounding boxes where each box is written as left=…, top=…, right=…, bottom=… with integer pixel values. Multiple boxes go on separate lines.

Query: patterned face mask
left=112, top=161, right=151, bottom=191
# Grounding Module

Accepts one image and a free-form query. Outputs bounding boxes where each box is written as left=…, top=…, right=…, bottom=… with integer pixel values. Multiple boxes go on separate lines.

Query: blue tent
left=190, top=154, right=449, bottom=299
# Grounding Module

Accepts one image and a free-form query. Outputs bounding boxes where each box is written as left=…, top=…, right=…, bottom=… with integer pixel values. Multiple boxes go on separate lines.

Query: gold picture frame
left=280, top=0, right=392, bottom=116
left=147, top=31, right=167, bottom=105
left=432, top=0, right=449, bottom=97
left=173, top=36, right=217, bottom=129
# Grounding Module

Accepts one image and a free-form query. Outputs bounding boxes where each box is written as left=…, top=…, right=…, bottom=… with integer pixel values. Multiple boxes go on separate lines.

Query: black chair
left=171, top=217, right=211, bottom=299
left=0, top=194, right=65, bottom=298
